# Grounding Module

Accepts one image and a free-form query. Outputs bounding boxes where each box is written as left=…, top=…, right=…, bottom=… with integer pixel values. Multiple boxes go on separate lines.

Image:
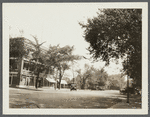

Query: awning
left=46, top=78, right=56, bottom=83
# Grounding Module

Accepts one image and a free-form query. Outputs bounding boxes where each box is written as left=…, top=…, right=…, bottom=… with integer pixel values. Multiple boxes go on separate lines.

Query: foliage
left=27, top=35, right=46, bottom=88
left=10, top=38, right=30, bottom=58
left=45, top=44, right=81, bottom=89
left=80, top=9, right=142, bottom=88
left=76, top=64, right=91, bottom=89
left=106, top=74, right=126, bottom=90
left=28, top=35, right=46, bottom=63
left=93, top=68, right=108, bottom=86
left=75, top=64, right=108, bottom=89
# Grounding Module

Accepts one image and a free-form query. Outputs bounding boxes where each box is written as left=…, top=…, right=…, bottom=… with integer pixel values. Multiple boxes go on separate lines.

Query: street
left=9, top=87, right=128, bottom=109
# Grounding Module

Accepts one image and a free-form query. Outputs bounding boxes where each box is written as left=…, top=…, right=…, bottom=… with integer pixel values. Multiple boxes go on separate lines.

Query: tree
left=29, top=35, right=46, bottom=62
left=107, top=74, right=123, bottom=90
left=75, top=64, right=108, bottom=90
left=10, top=37, right=29, bottom=58
left=28, top=35, right=46, bottom=89
left=76, top=64, right=93, bottom=89
left=93, top=68, right=108, bottom=87
left=45, top=45, right=80, bottom=89
left=80, top=9, right=142, bottom=88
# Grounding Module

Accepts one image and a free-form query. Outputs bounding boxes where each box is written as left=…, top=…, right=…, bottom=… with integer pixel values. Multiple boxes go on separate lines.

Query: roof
left=46, top=78, right=67, bottom=84
left=46, top=78, right=56, bottom=83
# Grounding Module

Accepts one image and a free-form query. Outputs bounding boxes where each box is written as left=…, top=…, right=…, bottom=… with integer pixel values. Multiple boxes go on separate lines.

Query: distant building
left=59, top=80, right=68, bottom=88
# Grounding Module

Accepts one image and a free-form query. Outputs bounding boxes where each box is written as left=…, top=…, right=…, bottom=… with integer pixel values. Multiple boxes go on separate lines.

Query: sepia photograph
left=3, top=3, right=148, bottom=115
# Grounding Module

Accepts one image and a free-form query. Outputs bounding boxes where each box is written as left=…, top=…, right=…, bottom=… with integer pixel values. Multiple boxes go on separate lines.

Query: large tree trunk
left=81, top=80, right=85, bottom=89
left=58, top=69, right=62, bottom=89
left=35, top=69, right=40, bottom=89
left=54, top=68, right=58, bottom=90
left=81, top=74, right=90, bottom=89
left=58, top=65, right=65, bottom=89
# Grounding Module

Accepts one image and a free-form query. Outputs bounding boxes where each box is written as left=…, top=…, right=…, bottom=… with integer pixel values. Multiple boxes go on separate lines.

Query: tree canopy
left=29, top=35, right=46, bottom=63
left=75, top=64, right=108, bottom=89
left=80, top=9, right=142, bottom=88
left=10, top=38, right=29, bottom=58
left=45, top=44, right=81, bottom=89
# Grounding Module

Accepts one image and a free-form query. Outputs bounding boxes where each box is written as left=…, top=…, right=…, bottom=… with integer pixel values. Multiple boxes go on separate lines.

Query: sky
left=4, top=3, right=123, bottom=78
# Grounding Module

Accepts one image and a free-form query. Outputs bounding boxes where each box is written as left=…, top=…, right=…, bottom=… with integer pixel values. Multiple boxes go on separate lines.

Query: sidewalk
left=109, top=100, right=133, bottom=109
left=109, top=95, right=142, bottom=109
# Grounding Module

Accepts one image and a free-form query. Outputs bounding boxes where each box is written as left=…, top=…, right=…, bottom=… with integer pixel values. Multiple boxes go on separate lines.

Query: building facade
left=9, top=37, right=49, bottom=87
left=9, top=37, right=69, bottom=88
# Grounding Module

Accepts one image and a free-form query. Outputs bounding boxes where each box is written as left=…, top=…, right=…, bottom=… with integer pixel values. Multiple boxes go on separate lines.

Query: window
left=9, top=59, right=18, bottom=71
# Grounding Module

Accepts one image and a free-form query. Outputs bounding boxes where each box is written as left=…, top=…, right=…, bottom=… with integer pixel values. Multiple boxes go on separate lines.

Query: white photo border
left=3, top=2, right=148, bottom=115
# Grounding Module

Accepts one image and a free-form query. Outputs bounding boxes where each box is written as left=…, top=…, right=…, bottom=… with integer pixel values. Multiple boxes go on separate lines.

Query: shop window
left=29, top=62, right=35, bottom=71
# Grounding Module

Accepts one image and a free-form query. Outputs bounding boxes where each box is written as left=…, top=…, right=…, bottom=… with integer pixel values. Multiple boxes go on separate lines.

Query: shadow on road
left=9, top=86, right=42, bottom=91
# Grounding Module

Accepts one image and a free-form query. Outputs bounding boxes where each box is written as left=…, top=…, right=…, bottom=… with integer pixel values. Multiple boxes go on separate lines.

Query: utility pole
left=127, top=51, right=130, bottom=103
left=127, top=75, right=129, bottom=103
